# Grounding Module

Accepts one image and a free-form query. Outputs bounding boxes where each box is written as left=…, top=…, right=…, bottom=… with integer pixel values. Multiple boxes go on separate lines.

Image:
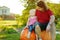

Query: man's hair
left=37, top=1, right=47, bottom=11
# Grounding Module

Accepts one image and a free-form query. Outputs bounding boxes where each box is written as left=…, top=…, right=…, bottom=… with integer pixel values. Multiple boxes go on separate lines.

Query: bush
left=56, top=19, right=60, bottom=29
left=4, top=28, right=17, bottom=34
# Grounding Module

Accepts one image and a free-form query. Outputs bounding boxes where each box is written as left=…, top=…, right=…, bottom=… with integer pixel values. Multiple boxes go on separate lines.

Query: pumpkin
left=41, top=31, right=51, bottom=40
left=20, top=28, right=51, bottom=40
left=20, top=28, right=36, bottom=40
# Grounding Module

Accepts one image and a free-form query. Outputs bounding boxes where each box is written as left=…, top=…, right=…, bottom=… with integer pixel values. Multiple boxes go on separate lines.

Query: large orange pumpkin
left=20, top=28, right=36, bottom=40
left=41, top=31, right=51, bottom=40
left=20, top=28, right=51, bottom=40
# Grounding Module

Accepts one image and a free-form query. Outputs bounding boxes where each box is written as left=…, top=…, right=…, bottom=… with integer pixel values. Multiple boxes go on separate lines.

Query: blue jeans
left=28, top=25, right=35, bottom=32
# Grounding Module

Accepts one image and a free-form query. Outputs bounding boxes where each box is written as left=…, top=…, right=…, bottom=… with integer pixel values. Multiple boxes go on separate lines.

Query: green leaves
left=19, top=0, right=60, bottom=29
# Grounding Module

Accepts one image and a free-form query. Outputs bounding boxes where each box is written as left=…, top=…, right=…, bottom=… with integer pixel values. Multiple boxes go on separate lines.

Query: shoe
left=38, top=37, right=42, bottom=40
left=27, top=35, right=30, bottom=38
left=39, top=38, right=42, bottom=40
left=27, top=33, right=30, bottom=38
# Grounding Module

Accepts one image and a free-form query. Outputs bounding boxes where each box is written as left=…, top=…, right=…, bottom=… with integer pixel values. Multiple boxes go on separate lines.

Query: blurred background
left=0, top=0, right=60, bottom=40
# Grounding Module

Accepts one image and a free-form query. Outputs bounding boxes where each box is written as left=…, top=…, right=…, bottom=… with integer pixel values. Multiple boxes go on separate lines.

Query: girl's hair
left=37, top=1, right=47, bottom=11
left=29, top=9, right=35, bottom=14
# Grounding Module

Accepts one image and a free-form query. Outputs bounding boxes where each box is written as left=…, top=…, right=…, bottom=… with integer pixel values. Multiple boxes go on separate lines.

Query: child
left=26, top=9, right=37, bottom=39
left=25, top=9, right=42, bottom=40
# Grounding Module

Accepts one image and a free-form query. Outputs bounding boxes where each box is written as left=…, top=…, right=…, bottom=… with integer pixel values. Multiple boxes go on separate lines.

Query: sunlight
left=0, top=0, right=25, bottom=15
left=50, top=0, right=60, bottom=3
left=0, top=0, right=60, bottom=15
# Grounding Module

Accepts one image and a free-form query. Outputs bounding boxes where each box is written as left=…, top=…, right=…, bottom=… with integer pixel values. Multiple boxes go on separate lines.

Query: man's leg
left=50, top=23, right=56, bottom=40
left=35, top=25, right=42, bottom=40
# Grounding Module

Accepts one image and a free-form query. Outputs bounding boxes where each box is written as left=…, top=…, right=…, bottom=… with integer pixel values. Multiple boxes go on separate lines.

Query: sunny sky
left=0, top=0, right=60, bottom=15
left=49, top=0, right=60, bottom=3
left=0, top=0, right=25, bottom=15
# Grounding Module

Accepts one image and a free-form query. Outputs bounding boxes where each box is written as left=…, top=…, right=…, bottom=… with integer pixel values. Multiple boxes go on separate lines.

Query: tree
left=20, top=0, right=36, bottom=25
left=20, top=0, right=60, bottom=29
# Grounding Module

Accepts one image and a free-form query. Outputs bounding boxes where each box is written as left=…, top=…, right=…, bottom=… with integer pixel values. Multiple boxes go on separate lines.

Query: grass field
left=0, top=25, right=60, bottom=40
left=0, top=32, right=60, bottom=40
left=0, top=33, right=20, bottom=40
left=56, top=34, right=60, bottom=40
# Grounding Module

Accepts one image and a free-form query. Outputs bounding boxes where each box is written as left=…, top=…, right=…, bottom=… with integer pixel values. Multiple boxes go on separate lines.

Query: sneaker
left=27, top=34, right=30, bottom=40
left=38, top=37, right=42, bottom=40
left=39, top=38, right=42, bottom=40
left=27, top=33, right=30, bottom=38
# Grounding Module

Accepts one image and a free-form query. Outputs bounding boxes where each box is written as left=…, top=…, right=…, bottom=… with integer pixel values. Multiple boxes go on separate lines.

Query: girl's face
left=29, top=9, right=35, bottom=16
left=30, top=12, right=35, bottom=16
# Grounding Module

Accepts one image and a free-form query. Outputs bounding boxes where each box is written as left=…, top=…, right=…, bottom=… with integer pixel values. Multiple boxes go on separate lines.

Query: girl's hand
left=24, top=25, right=28, bottom=29
left=26, top=25, right=28, bottom=28
left=46, top=24, right=51, bottom=32
left=21, top=29, right=24, bottom=36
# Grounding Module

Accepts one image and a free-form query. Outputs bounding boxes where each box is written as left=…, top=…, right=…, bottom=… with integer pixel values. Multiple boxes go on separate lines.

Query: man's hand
left=46, top=24, right=51, bottom=32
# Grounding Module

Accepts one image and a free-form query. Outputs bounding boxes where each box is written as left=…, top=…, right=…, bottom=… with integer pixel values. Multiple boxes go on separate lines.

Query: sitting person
left=35, top=1, right=55, bottom=40
left=25, top=9, right=42, bottom=40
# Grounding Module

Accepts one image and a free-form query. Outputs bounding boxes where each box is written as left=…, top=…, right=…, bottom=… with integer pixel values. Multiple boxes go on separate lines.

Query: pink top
left=28, top=16, right=37, bottom=25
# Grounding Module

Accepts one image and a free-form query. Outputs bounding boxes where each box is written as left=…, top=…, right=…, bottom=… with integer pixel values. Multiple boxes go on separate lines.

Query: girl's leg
left=27, top=25, right=33, bottom=39
left=27, top=31, right=31, bottom=38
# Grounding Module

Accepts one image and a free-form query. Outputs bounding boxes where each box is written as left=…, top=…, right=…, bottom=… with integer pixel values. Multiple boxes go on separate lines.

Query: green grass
left=0, top=33, right=20, bottom=40
left=0, top=33, right=60, bottom=40
left=0, top=25, right=60, bottom=40
left=56, top=34, right=60, bottom=40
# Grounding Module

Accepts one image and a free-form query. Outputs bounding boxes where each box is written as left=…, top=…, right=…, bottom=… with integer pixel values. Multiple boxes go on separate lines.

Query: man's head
left=37, top=1, right=47, bottom=11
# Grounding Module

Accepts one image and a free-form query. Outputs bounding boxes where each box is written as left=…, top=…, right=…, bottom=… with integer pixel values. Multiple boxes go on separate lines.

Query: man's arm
left=49, top=15, right=55, bottom=25
left=46, top=15, right=55, bottom=31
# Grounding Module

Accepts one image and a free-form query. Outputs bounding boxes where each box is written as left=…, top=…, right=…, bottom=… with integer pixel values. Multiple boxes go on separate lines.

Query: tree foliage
left=19, top=0, right=36, bottom=25
left=17, top=0, right=60, bottom=29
